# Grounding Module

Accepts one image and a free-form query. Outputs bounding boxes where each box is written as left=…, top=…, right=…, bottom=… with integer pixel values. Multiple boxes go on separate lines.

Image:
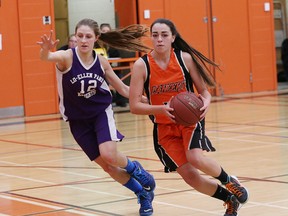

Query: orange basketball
left=170, top=92, right=203, bottom=126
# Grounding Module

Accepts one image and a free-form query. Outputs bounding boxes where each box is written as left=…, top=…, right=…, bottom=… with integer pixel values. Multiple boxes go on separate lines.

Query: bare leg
left=177, top=163, right=218, bottom=196
left=99, top=141, right=128, bottom=168
left=94, top=156, right=130, bottom=185
left=186, top=148, right=222, bottom=177
left=97, top=140, right=155, bottom=189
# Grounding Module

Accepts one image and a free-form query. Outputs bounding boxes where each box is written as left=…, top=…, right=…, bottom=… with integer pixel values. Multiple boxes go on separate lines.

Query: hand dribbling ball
left=170, top=92, right=203, bottom=126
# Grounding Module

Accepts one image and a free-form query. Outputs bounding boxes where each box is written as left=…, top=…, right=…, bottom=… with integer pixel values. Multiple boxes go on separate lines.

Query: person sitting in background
left=99, top=23, right=121, bottom=58
left=99, top=23, right=127, bottom=107
left=58, top=34, right=77, bottom=50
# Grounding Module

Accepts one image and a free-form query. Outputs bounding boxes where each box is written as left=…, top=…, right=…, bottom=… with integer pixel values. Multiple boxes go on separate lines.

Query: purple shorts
left=68, top=105, right=124, bottom=161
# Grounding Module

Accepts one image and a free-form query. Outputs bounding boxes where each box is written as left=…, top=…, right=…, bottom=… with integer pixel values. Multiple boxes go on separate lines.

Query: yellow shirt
left=94, top=48, right=108, bottom=58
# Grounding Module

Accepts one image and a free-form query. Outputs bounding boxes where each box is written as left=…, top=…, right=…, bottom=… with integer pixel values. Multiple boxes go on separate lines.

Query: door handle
left=203, top=17, right=208, bottom=23
left=212, top=16, right=218, bottom=22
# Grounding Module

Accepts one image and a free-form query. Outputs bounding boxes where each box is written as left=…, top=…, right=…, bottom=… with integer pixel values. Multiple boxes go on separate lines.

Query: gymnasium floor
left=0, top=87, right=288, bottom=215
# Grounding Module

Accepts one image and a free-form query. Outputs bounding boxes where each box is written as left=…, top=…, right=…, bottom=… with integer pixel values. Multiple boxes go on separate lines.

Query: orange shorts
left=153, top=120, right=215, bottom=172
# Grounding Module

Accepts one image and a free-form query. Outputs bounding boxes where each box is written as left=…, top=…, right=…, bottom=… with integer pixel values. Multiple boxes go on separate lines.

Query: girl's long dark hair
left=151, top=18, right=218, bottom=87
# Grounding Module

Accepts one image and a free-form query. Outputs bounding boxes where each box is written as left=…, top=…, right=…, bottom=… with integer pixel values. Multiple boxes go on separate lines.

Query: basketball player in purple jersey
left=37, top=18, right=154, bottom=216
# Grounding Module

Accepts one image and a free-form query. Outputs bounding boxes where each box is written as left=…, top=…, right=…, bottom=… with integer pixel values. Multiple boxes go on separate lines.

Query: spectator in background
left=99, top=23, right=119, bottom=57
left=99, top=23, right=127, bottom=107
left=58, top=34, right=77, bottom=50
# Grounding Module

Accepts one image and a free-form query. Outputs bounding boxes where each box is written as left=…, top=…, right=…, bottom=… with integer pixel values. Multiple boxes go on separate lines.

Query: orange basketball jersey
left=141, top=49, right=193, bottom=124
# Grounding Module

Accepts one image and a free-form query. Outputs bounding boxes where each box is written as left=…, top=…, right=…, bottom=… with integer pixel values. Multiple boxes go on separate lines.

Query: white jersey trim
left=75, top=47, right=97, bottom=70
left=55, top=71, right=68, bottom=121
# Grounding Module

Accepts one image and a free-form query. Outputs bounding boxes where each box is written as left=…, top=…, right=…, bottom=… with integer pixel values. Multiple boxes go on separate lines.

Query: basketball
left=170, top=92, right=203, bottom=126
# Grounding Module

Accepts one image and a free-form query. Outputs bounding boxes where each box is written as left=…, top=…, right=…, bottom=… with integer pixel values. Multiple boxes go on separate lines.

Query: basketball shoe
left=223, top=195, right=240, bottom=216
left=225, top=176, right=249, bottom=204
left=136, top=189, right=154, bottom=216
left=130, top=161, right=156, bottom=192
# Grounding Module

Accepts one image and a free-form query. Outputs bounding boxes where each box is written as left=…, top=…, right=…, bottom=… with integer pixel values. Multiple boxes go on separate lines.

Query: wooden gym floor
left=0, top=88, right=288, bottom=216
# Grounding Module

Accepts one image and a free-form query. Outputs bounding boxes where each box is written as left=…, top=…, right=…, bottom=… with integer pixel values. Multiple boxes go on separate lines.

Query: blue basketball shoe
left=130, top=161, right=155, bottom=192
left=136, top=189, right=154, bottom=216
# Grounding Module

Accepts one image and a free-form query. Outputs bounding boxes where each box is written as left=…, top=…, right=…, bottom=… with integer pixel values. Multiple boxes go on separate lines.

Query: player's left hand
left=198, top=94, right=210, bottom=120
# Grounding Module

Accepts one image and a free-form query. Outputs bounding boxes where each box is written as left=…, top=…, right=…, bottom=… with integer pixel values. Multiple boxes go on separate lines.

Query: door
left=157, top=0, right=252, bottom=96
left=248, top=0, right=277, bottom=92
left=0, top=0, right=24, bottom=116
left=164, top=0, right=211, bottom=59
left=137, top=0, right=210, bottom=58
left=164, top=0, right=214, bottom=94
left=136, top=0, right=276, bottom=96
left=212, top=0, right=252, bottom=95
left=137, top=0, right=252, bottom=96
left=18, top=0, right=58, bottom=116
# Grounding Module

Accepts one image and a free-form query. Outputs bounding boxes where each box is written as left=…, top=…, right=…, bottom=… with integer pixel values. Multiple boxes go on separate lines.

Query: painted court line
left=0, top=195, right=101, bottom=216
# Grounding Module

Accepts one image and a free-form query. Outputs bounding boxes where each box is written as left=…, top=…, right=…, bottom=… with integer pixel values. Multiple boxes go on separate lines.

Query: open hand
left=36, top=30, right=59, bottom=50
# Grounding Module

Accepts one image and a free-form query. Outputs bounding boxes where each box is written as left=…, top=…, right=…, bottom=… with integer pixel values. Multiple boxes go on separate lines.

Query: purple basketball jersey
left=56, top=47, right=112, bottom=121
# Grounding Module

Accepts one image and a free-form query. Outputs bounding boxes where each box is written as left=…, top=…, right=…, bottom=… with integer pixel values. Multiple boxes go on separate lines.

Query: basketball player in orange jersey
left=129, top=18, right=249, bottom=216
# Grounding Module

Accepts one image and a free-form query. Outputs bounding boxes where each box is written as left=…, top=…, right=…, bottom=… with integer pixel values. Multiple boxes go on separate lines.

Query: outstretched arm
left=37, top=30, right=72, bottom=71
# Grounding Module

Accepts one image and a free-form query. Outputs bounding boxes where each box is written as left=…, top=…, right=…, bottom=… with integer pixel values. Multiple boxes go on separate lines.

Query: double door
left=136, top=0, right=276, bottom=96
